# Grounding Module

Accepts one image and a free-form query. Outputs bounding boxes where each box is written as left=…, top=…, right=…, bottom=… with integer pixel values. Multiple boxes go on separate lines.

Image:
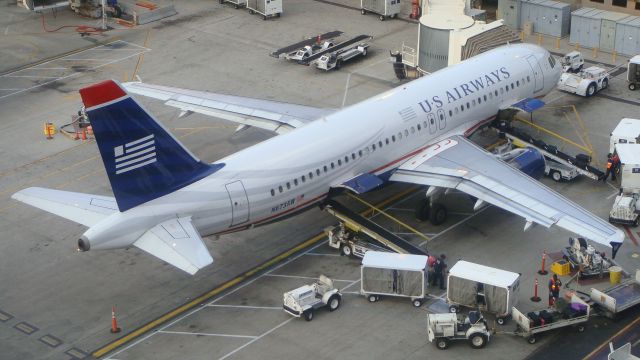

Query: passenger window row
left=446, top=75, right=531, bottom=117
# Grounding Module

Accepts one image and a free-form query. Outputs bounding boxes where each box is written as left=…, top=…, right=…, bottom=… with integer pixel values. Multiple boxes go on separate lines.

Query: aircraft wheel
left=586, top=83, right=597, bottom=97
left=429, top=203, right=447, bottom=225
left=415, top=199, right=430, bottom=221
left=436, top=338, right=449, bottom=350
left=469, top=333, right=487, bottom=349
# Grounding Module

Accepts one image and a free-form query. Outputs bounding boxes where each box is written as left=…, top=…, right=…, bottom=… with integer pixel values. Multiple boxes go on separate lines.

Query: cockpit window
left=548, top=55, right=556, bottom=68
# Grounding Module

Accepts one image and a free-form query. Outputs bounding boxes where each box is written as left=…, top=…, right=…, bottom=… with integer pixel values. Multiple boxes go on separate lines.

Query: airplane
left=12, top=43, right=625, bottom=275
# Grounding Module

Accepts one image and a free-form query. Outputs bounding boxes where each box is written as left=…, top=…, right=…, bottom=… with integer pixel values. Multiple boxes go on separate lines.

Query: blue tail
left=79, top=80, right=223, bottom=212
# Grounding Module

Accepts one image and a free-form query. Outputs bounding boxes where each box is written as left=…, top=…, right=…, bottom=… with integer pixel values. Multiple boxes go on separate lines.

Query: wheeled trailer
left=360, top=0, right=400, bottom=21
left=246, top=0, right=281, bottom=20
left=219, top=0, right=245, bottom=9
left=561, top=237, right=615, bottom=277
left=361, top=251, right=429, bottom=307
left=590, top=270, right=640, bottom=319
left=447, top=261, right=520, bottom=325
left=511, top=294, right=590, bottom=344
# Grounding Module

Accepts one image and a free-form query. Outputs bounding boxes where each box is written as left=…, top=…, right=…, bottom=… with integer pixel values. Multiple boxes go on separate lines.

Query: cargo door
left=225, top=180, right=250, bottom=226
left=526, top=55, right=544, bottom=93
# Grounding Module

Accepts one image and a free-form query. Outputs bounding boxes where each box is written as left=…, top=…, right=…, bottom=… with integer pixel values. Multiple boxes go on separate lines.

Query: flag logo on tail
left=114, top=134, right=157, bottom=175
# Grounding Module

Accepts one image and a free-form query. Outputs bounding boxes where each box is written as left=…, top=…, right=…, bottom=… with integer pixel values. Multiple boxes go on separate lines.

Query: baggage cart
left=219, top=0, right=245, bottom=9
left=590, top=269, right=640, bottom=318
left=246, top=0, right=282, bottom=20
left=360, top=251, right=429, bottom=307
left=512, top=294, right=590, bottom=344
left=360, top=0, right=400, bottom=21
left=447, top=261, right=520, bottom=325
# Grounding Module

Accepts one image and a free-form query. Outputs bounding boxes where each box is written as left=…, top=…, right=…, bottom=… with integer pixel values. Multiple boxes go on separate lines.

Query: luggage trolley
left=246, top=0, right=282, bottom=20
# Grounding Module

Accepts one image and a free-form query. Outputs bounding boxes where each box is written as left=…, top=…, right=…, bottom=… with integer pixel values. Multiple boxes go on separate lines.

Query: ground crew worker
left=431, top=254, right=447, bottom=290
left=612, top=153, right=620, bottom=178
left=603, top=153, right=616, bottom=182
left=548, top=274, right=562, bottom=306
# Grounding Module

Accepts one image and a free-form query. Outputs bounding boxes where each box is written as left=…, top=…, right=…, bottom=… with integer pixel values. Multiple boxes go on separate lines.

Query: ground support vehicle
left=427, top=311, right=491, bottom=350
left=326, top=224, right=389, bottom=258
left=285, top=41, right=335, bottom=63
left=219, top=0, right=245, bottom=9
left=361, top=251, right=429, bottom=307
left=314, top=43, right=369, bottom=71
left=560, top=51, right=584, bottom=73
left=270, top=31, right=343, bottom=58
left=628, top=55, right=640, bottom=91
left=447, top=261, right=520, bottom=325
left=608, top=342, right=640, bottom=360
left=557, top=66, right=610, bottom=97
left=246, top=0, right=281, bottom=20
left=283, top=275, right=342, bottom=321
left=511, top=294, right=590, bottom=344
left=562, top=237, right=615, bottom=277
left=590, top=270, right=640, bottom=319
left=360, top=0, right=400, bottom=21
left=609, top=144, right=640, bottom=226
left=545, top=160, right=579, bottom=182
left=609, top=118, right=640, bottom=154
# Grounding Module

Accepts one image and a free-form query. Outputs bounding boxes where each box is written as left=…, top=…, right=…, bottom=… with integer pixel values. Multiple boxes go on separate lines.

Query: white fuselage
left=86, top=44, right=561, bottom=249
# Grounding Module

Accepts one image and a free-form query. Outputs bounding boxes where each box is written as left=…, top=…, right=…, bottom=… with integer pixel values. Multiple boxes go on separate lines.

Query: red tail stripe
left=79, top=80, right=127, bottom=108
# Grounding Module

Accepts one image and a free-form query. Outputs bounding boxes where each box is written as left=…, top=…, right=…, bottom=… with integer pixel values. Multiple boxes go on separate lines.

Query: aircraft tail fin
left=79, top=80, right=223, bottom=212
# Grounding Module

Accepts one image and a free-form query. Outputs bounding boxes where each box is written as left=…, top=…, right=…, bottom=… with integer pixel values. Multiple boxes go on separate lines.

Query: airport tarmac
left=0, top=1, right=639, bottom=359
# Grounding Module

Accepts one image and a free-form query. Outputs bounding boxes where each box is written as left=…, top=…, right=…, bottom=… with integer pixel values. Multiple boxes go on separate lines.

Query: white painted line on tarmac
left=4, top=75, right=59, bottom=78
left=218, top=318, right=294, bottom=360
left=341, top=291, right=360, bottom=295
left=607, top=191, right=620, bottom=200
left=158, top=330, right=258, bottom=339
left=206, top=305, right=282, bottom=310
left=340, top=279, right=361, bottom=292
left=304, top=252, right=341, bottom=257
left=265, top=274, right=355, bottom=283
left=419, top=206, right=489, bottom=247
left=105, top=241, right=326, bottom=360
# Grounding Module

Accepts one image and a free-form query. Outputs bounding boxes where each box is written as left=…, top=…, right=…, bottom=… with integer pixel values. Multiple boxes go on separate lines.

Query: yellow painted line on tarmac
left=515, top=116, right=592, bottom=154
left=92, top=187, right=416, bottom=358
left=582, top=314, right=640, bottom=360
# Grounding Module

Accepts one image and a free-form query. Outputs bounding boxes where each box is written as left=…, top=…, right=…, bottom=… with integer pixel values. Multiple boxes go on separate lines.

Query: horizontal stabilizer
left=11, top=187, right=117, bottom=227
left=133, top=217, right=213, bottom=275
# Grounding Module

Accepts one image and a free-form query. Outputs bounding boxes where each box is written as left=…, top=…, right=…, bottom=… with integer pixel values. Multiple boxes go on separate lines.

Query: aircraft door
left=225, top=180, right=250, bottom=226
left=427, top=113, right=437, bottom=134
left=437, top=109, right=446, bottom=130
left=525, top=55, right=544, bottom=93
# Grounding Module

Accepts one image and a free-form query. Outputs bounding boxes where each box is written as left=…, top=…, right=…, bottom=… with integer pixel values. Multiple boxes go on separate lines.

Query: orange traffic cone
left=110, top=306, right=121, bottom=333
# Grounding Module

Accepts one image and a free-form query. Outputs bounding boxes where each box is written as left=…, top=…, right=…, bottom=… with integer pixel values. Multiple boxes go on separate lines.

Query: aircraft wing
left=11, top=187, right=118, bottom=227
left=389, top=136, right=625, bottom=249
left=122, top=82, right=333, bottom=134
left=133, top=217, right=213, bottom=275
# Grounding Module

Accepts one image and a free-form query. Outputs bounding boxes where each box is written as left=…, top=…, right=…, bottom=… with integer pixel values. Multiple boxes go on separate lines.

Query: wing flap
left=123, top=82, right=334, bottom=134
left=133, top=217, right=213, bottom=275
left=11, top=187, right=117, bottom=227
left=390, top=136, right=625, bottom=247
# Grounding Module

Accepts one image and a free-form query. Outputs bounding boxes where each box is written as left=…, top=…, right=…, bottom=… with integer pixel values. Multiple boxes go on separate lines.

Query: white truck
left=283, top=275, right=342, bottom=321
left=285, top=41, right=335, bottom=63
left=560, top=51, right=585, bottom=73
left=361, top=251, right=429, bottom=307
left=610, top=118, right=640, bottom=154
left=446, top=261, right=520, bottom=325
left=628, top=55, right=640, bottom=91
left=427, top=311, right=491, bottom=350
left=609, top=144, right=640, bottom=226
left=545, top=160, right=579, bottom=182
left=557, top=66, right=610, bottom=97
left=315, top=43, right=369, bottom=71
